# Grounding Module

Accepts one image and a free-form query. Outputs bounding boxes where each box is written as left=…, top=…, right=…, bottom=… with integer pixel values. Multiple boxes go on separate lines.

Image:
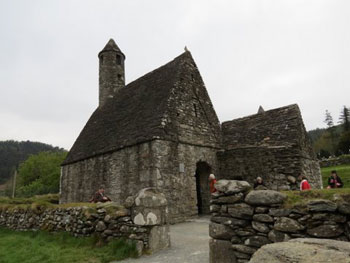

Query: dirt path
left=114, top=216, right=210, bottom=263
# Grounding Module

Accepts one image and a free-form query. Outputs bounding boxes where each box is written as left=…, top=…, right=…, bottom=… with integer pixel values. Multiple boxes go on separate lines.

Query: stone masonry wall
left=319, top=155, right=350, bottom=168
left=0, top=188, right=170, bottom=255
left=209, top=180, right=350, bottom=263
left=218, top=147, right=322, bottom=190
left=61, top=139, right=218, bottom=223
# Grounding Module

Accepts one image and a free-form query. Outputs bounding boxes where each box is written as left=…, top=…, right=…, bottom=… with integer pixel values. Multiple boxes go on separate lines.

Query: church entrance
left=195, top=161, right=212, bottom=215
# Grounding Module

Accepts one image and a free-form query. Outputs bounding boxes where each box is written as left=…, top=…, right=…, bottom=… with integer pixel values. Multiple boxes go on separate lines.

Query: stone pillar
left=131, top=188, right=170, bottom=253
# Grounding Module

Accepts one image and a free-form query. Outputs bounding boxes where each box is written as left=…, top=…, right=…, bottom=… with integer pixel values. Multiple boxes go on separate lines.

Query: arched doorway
left=195, top=161, right=212, bottom=215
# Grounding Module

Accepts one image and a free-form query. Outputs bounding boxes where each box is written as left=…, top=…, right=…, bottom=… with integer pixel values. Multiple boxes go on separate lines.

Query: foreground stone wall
left=209, top=180, right=350, bottom=263
left=0, top=188, right=170, bottom=255
left=60, top=139, right=218, bottom=223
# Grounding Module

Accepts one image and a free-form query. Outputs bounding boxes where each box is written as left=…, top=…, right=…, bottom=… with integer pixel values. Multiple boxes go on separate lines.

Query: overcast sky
left=0, top=0, right=349, bottom=150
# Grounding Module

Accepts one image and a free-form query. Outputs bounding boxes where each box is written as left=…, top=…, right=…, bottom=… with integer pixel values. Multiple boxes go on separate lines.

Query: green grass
left=283, top=188, right=350, bottom=208
left=321, top=164, right=350, bottom=188
left=0, top=228, right=138, bottom=263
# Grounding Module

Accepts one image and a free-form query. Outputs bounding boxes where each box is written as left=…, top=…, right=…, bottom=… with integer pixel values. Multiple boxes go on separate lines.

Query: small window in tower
left=117, top=74, right=122, bottom=80
left=191, top=74, right=195, bottom=81
left=100, top=55, right=104, bottom=65
left=194, top=103, right=198, bottom=117
left=116, top=55, right=122, bottom=65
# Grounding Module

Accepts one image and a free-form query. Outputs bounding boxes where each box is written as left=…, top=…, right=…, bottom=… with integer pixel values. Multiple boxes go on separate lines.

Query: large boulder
left=245, top=190, right=286, bottom=206
left=307, top=199, right=337, bottom=212
left=227, top=203, right=254, bottom=219
left=209, top=222, right=236, bottom=240
left=249, top=238, right=350, bottom=263
left=307, top=224, right=344, bottom=238
left=274, top=217, right=304, bottom=233
left=215, top=180, right=251, bottom=195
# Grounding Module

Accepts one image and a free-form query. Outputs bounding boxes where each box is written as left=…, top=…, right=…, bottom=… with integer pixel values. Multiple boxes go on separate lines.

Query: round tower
left=98, top=38, right=125, bottom=107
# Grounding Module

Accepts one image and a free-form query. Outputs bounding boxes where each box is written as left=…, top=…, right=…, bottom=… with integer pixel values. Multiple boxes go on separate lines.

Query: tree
left=337, top=131, right=350, bottom=155
left=324, top=110, right=334, bottom=128
left=16, top=151, right=67, bottom=197
left=0, top=140, right=66, bottom=184
left=323, top=110, right=337, bottom=155
left=339, top=106, right=350, bottom=131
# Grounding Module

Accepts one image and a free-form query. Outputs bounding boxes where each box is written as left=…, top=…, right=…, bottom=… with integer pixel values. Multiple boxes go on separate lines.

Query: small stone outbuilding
left=218, top=105, right=322, bottom=190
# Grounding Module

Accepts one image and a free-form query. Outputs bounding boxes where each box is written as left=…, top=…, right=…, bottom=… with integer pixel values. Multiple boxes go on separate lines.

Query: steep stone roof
left=63, top=51, right=200, bottom=165
left=222, top=104, right=310, bottom=150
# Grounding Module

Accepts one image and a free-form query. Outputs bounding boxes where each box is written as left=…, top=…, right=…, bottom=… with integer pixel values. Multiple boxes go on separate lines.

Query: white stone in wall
left=133, top=213, right=146, bottom=225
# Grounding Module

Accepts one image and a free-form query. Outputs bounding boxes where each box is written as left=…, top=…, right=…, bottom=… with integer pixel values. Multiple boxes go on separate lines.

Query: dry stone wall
left=0, top=188, right=170, bottom=255
left=319, top=155, right=350, bottom=168
left=209, top=180, right=350, bottom=263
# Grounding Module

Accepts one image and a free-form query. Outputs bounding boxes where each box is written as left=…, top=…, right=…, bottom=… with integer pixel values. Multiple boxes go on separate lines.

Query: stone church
left=60, top=39, right=321, bottom=223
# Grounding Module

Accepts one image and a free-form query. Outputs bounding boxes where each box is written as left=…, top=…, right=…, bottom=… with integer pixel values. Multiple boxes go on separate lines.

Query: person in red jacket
left=300, top=175, right=311, bottom=191
left=209, top=174, right=217, bottom=193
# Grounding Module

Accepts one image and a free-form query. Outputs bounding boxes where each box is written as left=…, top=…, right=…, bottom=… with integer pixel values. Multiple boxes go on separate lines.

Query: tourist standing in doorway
left=209, top=174, right=217, bottom=193
left=300, top=175, right=311, bottom=191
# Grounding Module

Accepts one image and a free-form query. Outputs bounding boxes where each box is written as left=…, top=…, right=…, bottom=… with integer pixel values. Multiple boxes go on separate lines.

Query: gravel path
left=114, top=216, right=210, bottom=263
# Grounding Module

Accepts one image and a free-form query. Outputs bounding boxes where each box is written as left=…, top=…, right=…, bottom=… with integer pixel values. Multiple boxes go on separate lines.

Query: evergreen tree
left=324, top=110, right=334, bottom=128
left=339, top=106, right=350, bottom=131
left=323, top=110, right=337, bottom=155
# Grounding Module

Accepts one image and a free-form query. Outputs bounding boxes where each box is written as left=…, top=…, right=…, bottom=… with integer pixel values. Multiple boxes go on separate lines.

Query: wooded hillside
left=0, top=140, right=66, bottom=184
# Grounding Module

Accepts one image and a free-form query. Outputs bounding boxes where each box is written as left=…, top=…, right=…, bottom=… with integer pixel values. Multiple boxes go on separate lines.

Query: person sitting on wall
left=209, top=174, right=217, bottom=193
left=254, top=177, right=266, bottom=189
left=300, top=175, right=311, bottom=191
left=90, top=187, right=111, bottom=203
left=327, top=170, right=344, bottom=189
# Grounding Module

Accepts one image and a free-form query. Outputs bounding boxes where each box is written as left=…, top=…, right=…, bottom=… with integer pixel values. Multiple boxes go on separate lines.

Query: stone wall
left=319, top=155, right=350, bottom=168
left=209, top=180, right=350, bottom=263
left=61, top=139, right=218, bottom=223
left=0, top=188, right=170, bottom=255
left=217, top=147, right=322, bottom=190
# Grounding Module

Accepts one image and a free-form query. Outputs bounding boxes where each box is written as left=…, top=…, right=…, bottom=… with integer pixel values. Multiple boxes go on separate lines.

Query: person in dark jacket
left=254, top=177, right=266, bottom=189
left=327, top=170, right=343, bottom=189
left=90, top=187, right=111, bottom=203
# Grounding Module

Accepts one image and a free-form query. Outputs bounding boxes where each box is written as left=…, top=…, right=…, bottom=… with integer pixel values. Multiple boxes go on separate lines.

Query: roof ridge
left=125, top=51, right=191, bottom=88
left=223, top=104, right=299, bottom=124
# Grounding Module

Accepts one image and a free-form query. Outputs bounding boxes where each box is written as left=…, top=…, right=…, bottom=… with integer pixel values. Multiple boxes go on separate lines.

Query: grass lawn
left=321, top=164, right=350, bottom=188
left=0, top=228, right=138, bottom=263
